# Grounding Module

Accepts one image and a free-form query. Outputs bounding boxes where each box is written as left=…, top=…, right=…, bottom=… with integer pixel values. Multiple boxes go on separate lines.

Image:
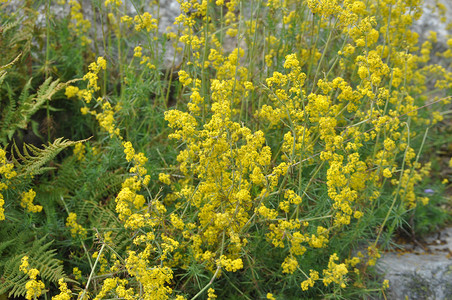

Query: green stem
left=310, top=18, right=336, bottom=94
left=79, top=243, right=106, bottom=300
left=190, top=266, right=221, bottom=300
left=45, top=0, right=51, bottom=142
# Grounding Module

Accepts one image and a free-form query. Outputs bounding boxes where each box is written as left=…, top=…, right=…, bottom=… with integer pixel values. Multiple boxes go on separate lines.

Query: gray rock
left=412, top=0, right=452, bottom=45
left=377, top=227, right=452, bottom=300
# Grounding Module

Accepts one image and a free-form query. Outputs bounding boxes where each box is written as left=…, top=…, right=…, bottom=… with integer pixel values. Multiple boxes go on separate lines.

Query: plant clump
left=0, top=0, right=451, bottom=299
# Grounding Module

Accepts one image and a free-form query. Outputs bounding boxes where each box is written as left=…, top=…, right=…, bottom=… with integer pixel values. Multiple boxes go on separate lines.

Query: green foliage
left=0, top=77, right=74, bottom=145
left=0, top=235, right=68, bottom=298
left=12, top=137, right=87, bottom=176
left=412, top=188, right=451, bottom=237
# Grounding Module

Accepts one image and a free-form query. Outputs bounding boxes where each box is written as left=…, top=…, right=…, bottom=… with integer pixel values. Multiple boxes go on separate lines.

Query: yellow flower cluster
left=366, top=245, right=381, bottom=266
left=66, top=212, right=87, bottom=238
left=133, top=45, right=156, bottom=70
left=391, top=163, right=431, bottom=208
left=266, top=292, right=276, bottom=300
left=52, top=278, right=72, bottom=300
left=207, top=288, right=217, bottom=300
left=73, top=267, right=82, bottom=281
left=66, top=57, right=106, bottom=103
left=68, top=0, right=92, bottom=46
left=20, top=189, right=42, bottom=213
left=125, top=251, right=174, bottom=299
left=133, top=46, right=142, bottom=58
left=217, top=255, right=243, bottom=272
left=159, top=173, right=171, bottom=185
left=104, top=0, right=122, bottom=8
left=165, top=78, right=283, bottom=267
left=84, top=57, right=107, bottom=93
left=300, top=269, right=320, bottom=291
left=281, top=255, right=299, bottom=274
left=68, top=54, right=183, bottom=298
left=114, top=141, right=153, bottom=229
left=66, top=57, right=122, bottom=138
left=322, top=253, right=348, bottom=288
left=0, top=148, right=16, bottom=220
left=93, top=277, right=132, bottom=300
left=73, top=142, right=85, bottom=161
left=19, top=256, right=46, bottom=300
left=134, top=12, right=158, bottom=32
left=160, top=0, right=452, bottom=293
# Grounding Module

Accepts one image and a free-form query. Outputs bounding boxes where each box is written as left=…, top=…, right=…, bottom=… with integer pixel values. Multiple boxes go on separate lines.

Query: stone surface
left=377, top=227, right=452, bottom=300
left=413, top=0, right=452, bottom=45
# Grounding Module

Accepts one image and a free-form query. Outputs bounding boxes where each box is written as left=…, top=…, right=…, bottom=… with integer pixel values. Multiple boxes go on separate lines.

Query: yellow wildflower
left=20, top=189, right=42, bottom=213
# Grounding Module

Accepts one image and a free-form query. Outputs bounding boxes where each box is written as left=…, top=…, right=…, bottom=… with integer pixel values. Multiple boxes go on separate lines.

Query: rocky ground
left=377, top=227, right=452, bottom=299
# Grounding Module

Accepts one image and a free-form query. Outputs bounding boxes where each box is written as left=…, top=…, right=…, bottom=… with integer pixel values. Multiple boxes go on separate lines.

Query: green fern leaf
left=1, top=76, right=75, bottom=143
left=0, top=19, right=21, bottom=36
left=13, top=137, right=90, bottom=176
left=0, top=53, right=22, bottom=88
left=0, top=53, right=22, bottom=73
left=0, top=235, right=68, bottom=298
left=14, top=77, right=61, bottom=135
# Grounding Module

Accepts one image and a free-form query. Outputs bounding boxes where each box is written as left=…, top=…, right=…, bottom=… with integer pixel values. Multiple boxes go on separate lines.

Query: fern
left=54, top=155, right=129, bottom=247
left=0, top=70, right=6, bottom=87
left=12, top=137, right=89, bottom=176
left=0, top=235, right=68, bottom=298
left=0, top=77, right=68, bottom=143
left=3, top=8, right=36, bottom=63
left=0, top=53, right=22, bottom=87
left=0, top=19, right=21, bottom=37
left=0, top=53, right=22, bottom=73
left=1, top=78, right=33, bottom=145
left=52, top=154, right=130, bottom=251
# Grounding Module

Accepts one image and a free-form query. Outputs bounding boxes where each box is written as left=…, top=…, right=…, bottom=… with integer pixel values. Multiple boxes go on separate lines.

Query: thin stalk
left=310, top=18, right=336, bottom=94
left=292, top=160, right=325, bottom=220
left=79, top=243, right=106, bottom=300
left=99, top=4, right=108, bottom=96
left=190, top=230, right=225, bottom=300
left=117, top=15, right=123, bottom=101
left=45, top=0, right=51, bottom=141
left=190, top=266, right=221, bottom=300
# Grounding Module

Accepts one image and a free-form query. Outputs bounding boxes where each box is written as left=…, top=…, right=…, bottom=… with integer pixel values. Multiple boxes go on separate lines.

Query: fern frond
left=7, top=12, right=34, bottom=57
left=0, top=224, right=28, bottom=258
left=53, top=156, right=84, bottom=194
left=0, top=53, right=22, bottom=73
left=0, top=70, right=6, bottom=87
left=13, top=137, right=90, bottom=176
left=32, top=240, right=66, bottom=284
left=1, top=76, right=78, bottom=143
left=0, top=19, right=21, bottom=36
left=53, top=155, right=129, bottom=250
left=15, top=77, right=61, bottom=132
left=0, top=257, right=28, bottom=298
left=1, top=77, right=32, bottom=141
left=0, top=235, right=68, bottom=298
left=87, top=171, right=125, bottom=203
left=0, top=53, right=22, bottom=87
left=17, top=78, right=33, bottom=107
